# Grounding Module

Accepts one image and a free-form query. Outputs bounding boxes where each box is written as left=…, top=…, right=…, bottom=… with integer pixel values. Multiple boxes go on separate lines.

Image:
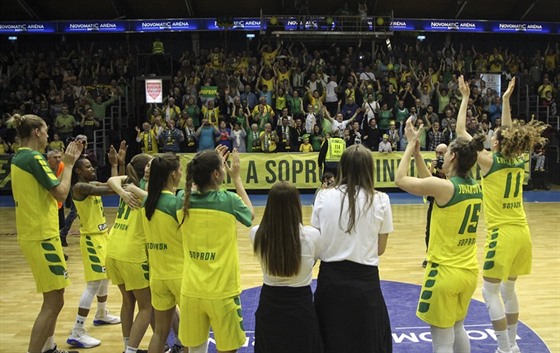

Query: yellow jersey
left=107, top=200, right=147, bottom=263
left=142, top=190, right=184, bottom=280
left=481, top=153, right=527, bottom=229
left=74, top=194, right=108, bottom=235
left=179, top=190, right=252, bottom=299
left=428, top=176, right=482, bottom=271
left=12, top=148, right=60, bottom=241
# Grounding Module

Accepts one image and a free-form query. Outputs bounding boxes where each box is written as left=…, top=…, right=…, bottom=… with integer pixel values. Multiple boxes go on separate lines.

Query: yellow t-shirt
left=49, top=140, right=65, bottom=152
left=140, top=130, right=159, bottom=155
left=300, top=143, right=313, bottom=152
left=11, top=148, right=60, bottom=240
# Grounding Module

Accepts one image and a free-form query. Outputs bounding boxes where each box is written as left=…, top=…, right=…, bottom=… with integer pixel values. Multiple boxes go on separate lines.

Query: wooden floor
left=0, top=202, right=558, bottom=353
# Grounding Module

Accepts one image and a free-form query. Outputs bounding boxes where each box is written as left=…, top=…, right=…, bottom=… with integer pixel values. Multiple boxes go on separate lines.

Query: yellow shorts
left=80, top=233, right=108, bottom=282
left=19, top=236, right=70, bottom=293
left=106, top=257, right=149, bottom=291
left=179, top=295, right=245, bottom=351
left=150, top=278, right=181, bottom=311
left=417, top=263, right=478, bottom=328
left=483, top=225, right=532, bottom=280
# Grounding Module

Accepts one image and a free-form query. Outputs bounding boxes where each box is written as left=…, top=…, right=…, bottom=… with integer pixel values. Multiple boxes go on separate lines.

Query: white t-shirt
left=326, top=81, right=338, bottom=103
left=249, top=225, right=321, bottom=287
left=311, top=187, right=393, bottom=266
left=332, top=119, right=350, bottom=136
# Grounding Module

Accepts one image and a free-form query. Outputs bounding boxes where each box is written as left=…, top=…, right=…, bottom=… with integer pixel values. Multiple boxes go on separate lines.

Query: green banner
left=200, top=86, right=218, bottom=100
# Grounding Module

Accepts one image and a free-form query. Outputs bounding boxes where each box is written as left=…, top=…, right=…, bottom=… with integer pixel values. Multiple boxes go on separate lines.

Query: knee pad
left=79, top=280, right=102, bottom=309
left=482, top=281, right=506, bottom=321
left=96, top=279, right=109, bottom=297
left=500, top=280, right=519, bottom=314
left=431, top=326, right=454, bottom=353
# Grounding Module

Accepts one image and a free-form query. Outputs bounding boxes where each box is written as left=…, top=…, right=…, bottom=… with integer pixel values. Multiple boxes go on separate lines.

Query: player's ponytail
left=144, top=154, right=180, bottom=220
left=7, top=114, right=45, bottom=139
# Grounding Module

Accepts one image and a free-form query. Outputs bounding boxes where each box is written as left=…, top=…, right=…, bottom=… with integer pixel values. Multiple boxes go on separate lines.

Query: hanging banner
left=145, top=79, right=163, bottom=103
left=479, top=73, right=502, bottom=95
left=177, top=152, right=530, bottom=190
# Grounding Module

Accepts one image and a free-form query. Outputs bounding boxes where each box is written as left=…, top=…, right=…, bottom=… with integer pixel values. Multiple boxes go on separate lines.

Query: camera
left=436, top=156, right=444, bottom=170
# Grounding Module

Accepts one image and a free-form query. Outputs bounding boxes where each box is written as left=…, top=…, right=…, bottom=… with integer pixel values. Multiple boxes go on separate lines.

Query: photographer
left=422, top=143, right=447, bottom=268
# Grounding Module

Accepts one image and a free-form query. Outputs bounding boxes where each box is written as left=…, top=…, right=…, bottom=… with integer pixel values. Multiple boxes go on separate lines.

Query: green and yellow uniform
left=12, top=148, right=69, bottom=292
left=74, top=194, right=109, bottom=282
left=178, top=190, right=252, bottom=351
left=481, top=153, right=531, bottom=280
left=142, top=190, right=184, bottom=310
left=417, top=176, right=482, bottom=328
left=106, top=179, right=149, bottom=291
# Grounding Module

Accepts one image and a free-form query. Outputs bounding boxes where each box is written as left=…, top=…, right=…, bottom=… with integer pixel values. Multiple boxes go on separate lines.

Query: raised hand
left=225, top=149, right=241, bottom=180
left=458, top=75, right=470, bottom=97
left=503, top=77, right=516, bottom=99
left=405, top=117, right=422, bottom=144
left=108, top=145, right=118, bottom=166
left=117, top=140, right=127, bottom=165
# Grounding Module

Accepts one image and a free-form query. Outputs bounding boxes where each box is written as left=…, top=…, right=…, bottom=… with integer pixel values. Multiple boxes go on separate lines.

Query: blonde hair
left=7, top=114, right=45, bottom=139
left=497, top=120, right=548, bottom=159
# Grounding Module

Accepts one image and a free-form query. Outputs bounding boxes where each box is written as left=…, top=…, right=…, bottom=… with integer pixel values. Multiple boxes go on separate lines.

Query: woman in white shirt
left=250, top=181, right=323, bottom=353
left=311, top=144, right=393, bottom=353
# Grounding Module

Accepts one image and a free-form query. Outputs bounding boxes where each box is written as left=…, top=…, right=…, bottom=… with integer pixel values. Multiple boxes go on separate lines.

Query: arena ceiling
left=2, top=0, right=559, bottom=22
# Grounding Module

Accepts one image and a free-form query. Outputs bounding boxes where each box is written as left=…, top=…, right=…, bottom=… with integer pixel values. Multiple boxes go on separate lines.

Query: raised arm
left=49, top=141, right=83, bottom=202
left=456, top=75, right=472, bottom=141
left=322, top=106, right=334, bottom=122
left=395, top=119, right=453, bottom=203
left=501, top=77, right=516, bottom=128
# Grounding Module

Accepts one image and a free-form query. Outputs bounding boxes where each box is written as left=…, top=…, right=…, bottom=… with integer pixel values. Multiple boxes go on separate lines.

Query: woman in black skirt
left=311, top=144, right=394, bottom=353
left=249, top=181, right=323, bottom=353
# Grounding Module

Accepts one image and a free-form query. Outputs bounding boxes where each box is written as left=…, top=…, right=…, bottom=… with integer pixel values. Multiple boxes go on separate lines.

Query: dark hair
left=336, top=144, right=375, bottom=233
left=321, top=171, right=334, bottom=183
left=181, top=150, right=223, bottom=222
left=71, top=157, right=90, bottom=185
left=144, top=154, right=181, bottom=220
left=8, top=114, right=45, bottom=139
left=449, top=134, right=485, bottom=177
left=125, top=153, right=152, bottom=187
left=254, top=182, right=302, bottom=277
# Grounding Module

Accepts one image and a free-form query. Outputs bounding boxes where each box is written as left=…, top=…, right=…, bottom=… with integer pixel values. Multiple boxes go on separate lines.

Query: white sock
left=508, top=323, right=518, bottom=347
left=41, top=335, right=55, bottom=352
left=73, top=314, right=87, bottom=331
left=495, top=329, right=511, bottom=352
left=96, top=301, right=107, bottom=316
left=125, top=347, right=138, bottom=353
left=123, top=337, right=130, bottom=351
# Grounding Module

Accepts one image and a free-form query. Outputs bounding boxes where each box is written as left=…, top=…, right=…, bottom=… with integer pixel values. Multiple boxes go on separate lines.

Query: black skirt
left=314, top=261, right=392, bottom=353
left=255, top=284, right=323, bottom=353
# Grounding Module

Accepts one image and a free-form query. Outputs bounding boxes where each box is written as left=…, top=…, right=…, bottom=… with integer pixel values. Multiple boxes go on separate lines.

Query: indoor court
left=0, top=193, right=558, bottom=352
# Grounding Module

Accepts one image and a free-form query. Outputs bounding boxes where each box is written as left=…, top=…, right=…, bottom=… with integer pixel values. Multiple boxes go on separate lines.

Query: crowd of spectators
left=0, top=36, right=558, bottom=160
